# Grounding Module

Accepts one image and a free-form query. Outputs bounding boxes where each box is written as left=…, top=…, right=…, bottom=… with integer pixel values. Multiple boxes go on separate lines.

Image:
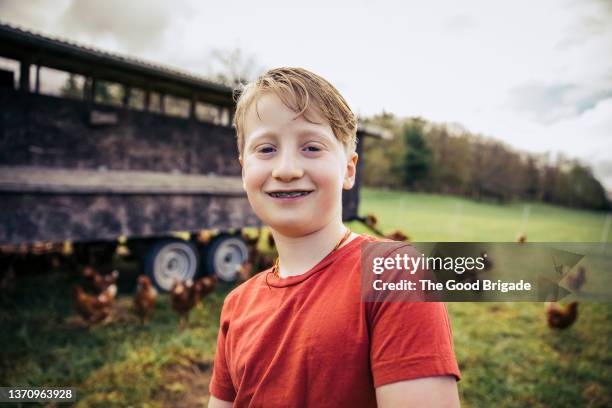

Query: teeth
left=270, top=191, right=311, bottom=198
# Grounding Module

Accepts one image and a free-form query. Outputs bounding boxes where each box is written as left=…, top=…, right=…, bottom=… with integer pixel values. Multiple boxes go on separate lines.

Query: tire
left=144, top=239, right=199, bottom=292
left=204, top=234, right=248, bottom=282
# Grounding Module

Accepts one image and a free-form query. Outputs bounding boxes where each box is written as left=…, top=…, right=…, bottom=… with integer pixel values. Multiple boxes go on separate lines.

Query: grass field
left=357, top=188, right=612, bottom=242
left=1, top=189, right=611, bottom=407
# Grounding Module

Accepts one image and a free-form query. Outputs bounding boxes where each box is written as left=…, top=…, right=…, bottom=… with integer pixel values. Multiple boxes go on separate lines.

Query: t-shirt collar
left=265, top=233, right=369, bottom=288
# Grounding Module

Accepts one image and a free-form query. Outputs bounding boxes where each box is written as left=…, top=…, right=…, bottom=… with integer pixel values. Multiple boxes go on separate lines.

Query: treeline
left=361, top=112, right=610, bottom=211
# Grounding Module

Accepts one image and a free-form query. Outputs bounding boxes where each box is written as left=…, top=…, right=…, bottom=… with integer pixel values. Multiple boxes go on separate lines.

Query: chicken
left=516, top=233, right=527, bottom=244
left=356, top=214, right=385, bottom=236
left=82, top=266, right=119, bottom=294
left=133, top=275, right=157, bottom=325
left=195, top=275, right=217, bottom=299
left=566, top=266, right=586, bottom=293
left=171, top=275, right=218, bottom=329
left=365, top=214, right=378, bottom=228
left=72, top=283, right=117, bottom=326
left=171, top=278, right=200, bottom=329
left=237, top=261, right=253, bottom=282
left=197, top=229, right=216, bottom=245
left=546, top=301, right=578, bottom=330
left=241, top=228, right=276, bottom=274
left=385, top=230, right=410, bottom=242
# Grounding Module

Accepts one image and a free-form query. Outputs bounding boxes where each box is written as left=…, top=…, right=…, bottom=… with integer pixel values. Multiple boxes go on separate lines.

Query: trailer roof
left=0, top=22, right=235, bottom=107
left=0, top=166, right=245, bottom=195
left=0, top=21, right=389, bottom=138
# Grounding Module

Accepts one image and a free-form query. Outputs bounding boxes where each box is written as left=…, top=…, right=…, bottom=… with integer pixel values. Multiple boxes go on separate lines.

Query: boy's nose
left=271, top=152, right=304, bottom=181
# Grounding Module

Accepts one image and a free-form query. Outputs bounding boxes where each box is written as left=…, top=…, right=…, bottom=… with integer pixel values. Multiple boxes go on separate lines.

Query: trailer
left=0, top=23, right=372, bottom=289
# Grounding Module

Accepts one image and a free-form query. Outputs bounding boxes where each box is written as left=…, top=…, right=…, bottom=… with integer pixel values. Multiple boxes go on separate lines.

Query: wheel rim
left=214, top=238, right=248, bottom=282
left=153, top=242, right=197, bottom=291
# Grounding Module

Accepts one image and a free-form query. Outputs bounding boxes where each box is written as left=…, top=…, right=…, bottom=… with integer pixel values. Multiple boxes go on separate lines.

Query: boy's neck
left=272, top=220, right=357, bottom=278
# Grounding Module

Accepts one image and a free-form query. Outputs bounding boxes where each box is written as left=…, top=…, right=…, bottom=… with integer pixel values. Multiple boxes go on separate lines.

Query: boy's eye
left=257, top=146, right=275, bottom=154
left=303, top=145, right=322, bottom=152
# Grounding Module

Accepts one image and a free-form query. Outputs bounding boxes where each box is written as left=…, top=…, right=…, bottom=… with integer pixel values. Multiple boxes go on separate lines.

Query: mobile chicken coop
left=0, top=23, right=373, bottom=289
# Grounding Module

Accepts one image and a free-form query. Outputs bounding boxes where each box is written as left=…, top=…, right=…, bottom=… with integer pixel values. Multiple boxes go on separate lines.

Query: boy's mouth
left=266, top=190, right=313, bottom=198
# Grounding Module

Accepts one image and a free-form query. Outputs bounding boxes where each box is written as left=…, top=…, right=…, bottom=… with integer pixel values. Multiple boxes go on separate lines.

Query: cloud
left=0, top=0, right=185, bottom=52
left=555, top=0, right=612, bottom=50
left=58, top=0, right=182, bottom=51
left=0, top=0, right=71, bottom=31
left=507, top=81, right=612, bottom=124
left=443, top=14, right=479, bottom=31
left=591, top=159, right=612, bottom=194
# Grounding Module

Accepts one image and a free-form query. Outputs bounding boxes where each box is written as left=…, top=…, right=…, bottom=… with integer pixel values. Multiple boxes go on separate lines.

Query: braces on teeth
left=270, top=191, right=311, bottom=197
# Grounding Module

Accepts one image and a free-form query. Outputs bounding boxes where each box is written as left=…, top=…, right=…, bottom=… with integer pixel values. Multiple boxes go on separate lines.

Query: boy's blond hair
left=233, top=67, right=358, bottom=157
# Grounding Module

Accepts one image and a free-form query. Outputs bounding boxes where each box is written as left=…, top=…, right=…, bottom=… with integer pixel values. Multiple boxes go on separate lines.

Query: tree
left=60, top=74, right=82, bottom=99
left=207, top=48, right=264, bottom=87
left=402, top=118, right=431, bottom=189
left=361, top=111, right=406, bottom=189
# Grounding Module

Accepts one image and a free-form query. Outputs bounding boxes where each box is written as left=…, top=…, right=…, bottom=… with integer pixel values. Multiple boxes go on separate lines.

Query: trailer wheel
left=205, top=235, right=248, bottom=282
left=144, top=239, right=199, bottom=292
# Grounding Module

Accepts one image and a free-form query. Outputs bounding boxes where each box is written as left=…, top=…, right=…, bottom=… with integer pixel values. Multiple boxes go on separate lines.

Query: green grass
left=354, top=188, right=611, bottom=242
left=0, top=264, right=234, bottom=407
left=1, top=189, right=611, bottom=407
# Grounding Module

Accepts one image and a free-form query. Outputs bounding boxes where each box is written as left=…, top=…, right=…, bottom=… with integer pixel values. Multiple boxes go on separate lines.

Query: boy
left=208, top=67, right=461, bottom=407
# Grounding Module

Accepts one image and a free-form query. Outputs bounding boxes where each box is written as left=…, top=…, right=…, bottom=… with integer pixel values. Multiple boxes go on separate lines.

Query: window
left=165, top=95, right=190, bottom=118
left=93, top=79, right=123, bottom=107
left=196, top=101, right=222, bottom=124
left=128, top=87, right=146, bottom=110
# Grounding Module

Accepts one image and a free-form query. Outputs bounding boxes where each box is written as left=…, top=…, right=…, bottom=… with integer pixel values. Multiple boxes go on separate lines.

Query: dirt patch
left=154, top=358, right=213, bottom=407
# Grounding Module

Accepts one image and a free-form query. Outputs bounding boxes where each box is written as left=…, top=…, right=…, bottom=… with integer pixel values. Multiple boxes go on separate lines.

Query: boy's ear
left=343, top=152, right=358, bottom=190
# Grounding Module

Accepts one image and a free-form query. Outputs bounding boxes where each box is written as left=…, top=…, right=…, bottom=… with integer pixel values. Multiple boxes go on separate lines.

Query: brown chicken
left=237, top=261, right=253, bottom=282
left=171, top=276, right=216, bottom=329
left=133, top=275, right=157, bottom=325
left=197, top=229, right=216, bottom=245
left=566, top=266, right=586, bottom=293
left=171, top=279, right=193, bottom=329
left=195, top=275, right=217, bottom=299
left=170, top=279, right=200, bottom=330
left=237, top=253, right=275, bottom=282
left=82, top=266, right=119, bottom=294
left=241, top=228, right=276, bottom=275
left=385, top=230, right=410, bottom=242
left=546, top=301, right=578, bottom=329
left=73, top=283, right=117, bottom=326
left=516, top=233, right=527, bottom=244
left=365, top=214, right=378, bottom=228
left=356, top=214, right=385, bottom=236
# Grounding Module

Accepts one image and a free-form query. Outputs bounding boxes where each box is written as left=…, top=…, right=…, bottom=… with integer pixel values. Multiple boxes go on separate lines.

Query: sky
left=1, top=0, right=611, bottom=190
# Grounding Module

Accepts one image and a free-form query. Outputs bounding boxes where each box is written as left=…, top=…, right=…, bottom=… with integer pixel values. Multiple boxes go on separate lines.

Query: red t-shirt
left=209, top=233, right=461, bottom=407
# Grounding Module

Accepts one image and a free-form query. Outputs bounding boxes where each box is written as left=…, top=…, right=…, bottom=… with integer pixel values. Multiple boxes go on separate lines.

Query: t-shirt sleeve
left=366, top=245, right=461, bottom=387
left=368, top=301, right=461, bottom=387
left=209, top=294, right=237, bottom=402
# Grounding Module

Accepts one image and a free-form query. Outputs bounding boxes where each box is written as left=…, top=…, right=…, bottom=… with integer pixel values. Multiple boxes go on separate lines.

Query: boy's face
left=240, top=93, right=358, bottom=237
